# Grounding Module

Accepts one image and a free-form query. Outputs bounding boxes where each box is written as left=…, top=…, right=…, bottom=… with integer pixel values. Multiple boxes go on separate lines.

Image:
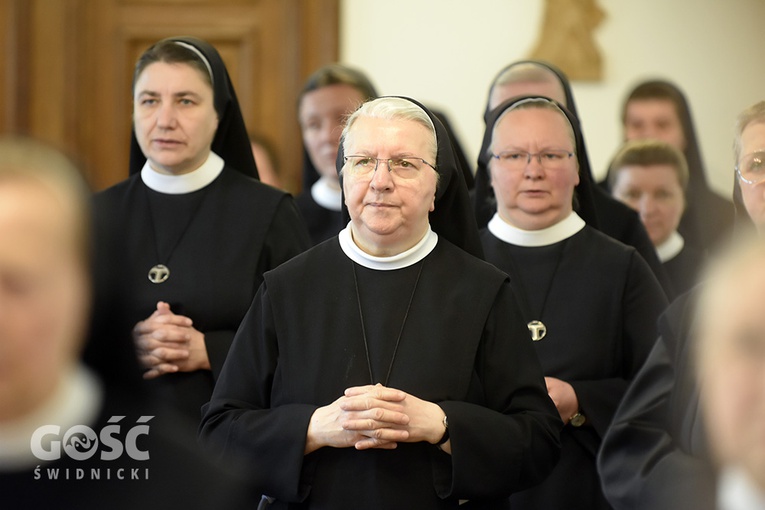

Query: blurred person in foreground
left=0, top=137, right=253, bottom=509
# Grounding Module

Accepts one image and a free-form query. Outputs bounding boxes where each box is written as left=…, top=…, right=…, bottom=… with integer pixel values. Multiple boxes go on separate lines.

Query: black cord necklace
left=506, top=239, right=569, bottom=342
left=352, top=260, right=424, bottom=386
left=144, top=185, right=210, bottom=284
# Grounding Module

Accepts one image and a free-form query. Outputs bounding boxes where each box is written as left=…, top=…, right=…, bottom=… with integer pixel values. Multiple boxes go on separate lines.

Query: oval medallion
left=148, top=264, right=170, bottom=284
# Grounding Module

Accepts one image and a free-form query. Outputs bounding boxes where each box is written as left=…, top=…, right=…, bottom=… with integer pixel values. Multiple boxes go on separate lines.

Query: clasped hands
left=305, top=383, right=449, bottom=455
left=133, top=301, right=210, bottom=379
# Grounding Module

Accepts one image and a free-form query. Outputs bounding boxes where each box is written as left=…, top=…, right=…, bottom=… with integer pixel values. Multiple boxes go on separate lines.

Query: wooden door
left=0, top=0, right=338, bottom=194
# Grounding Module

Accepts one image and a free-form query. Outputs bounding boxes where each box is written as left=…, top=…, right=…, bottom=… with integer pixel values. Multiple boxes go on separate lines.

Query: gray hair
left=342, top=97, right=438, bottom=164
left=734, top=101, right=765, bottom=164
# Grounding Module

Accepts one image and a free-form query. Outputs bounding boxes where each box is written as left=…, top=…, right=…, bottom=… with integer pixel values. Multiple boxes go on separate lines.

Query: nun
left=295, top=64, right=378, bottom=245
left=199, top=97, right=562, bottom=509
left=91, top=37, right=310, bottom=430
left=479, top=96, right=667, bottom=510
left=613, top=79, right=735, bottom=251
left=474, top=60, right=671, bottom=297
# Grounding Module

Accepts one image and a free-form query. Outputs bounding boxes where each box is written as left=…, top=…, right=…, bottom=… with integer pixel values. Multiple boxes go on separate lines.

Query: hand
left=344, top=385, right=448, bottom=448
left=305, top=384, right=410, bottom=454
left=133, top=301, right=211, bottom=379
left=545, top=376, right=579, bottom=423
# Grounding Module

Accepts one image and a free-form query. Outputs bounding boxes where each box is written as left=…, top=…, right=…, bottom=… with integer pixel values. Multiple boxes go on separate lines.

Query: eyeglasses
left=343, top=155, right=436, bottom=180
left=737, top=151, right=765, bottom=185
left=490, top=150, right=574, bottom=171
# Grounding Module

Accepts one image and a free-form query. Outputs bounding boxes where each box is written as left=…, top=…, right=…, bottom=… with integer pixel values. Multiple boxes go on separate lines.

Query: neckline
left=141, top=151, right=224, bottom=194
left=488, top=212, right=585, bottom=247
left=338, top=224, right=438, bottom=271
left=656, top=231, right=685, bottom=263
left=0, top=366, right=103, bottom=471
left=311, top=176, right=342, bottom=211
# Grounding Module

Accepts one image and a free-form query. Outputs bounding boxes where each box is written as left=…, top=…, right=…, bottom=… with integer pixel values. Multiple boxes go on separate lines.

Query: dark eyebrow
left=136, top=90, right=204, bottom=100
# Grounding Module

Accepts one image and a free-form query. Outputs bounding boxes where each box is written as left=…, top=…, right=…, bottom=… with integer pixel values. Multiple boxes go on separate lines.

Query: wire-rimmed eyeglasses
left=490, top=150, right=574, bottom=171
left=737, top=151, right=765, bottom=185
left=343, top=155, right=436, bottom=180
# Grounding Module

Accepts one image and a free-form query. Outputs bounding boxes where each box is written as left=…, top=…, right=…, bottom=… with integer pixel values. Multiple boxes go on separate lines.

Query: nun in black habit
left=91, top=37, right=310, bottom=431
left=199, top=96, right=562, bottom=509
left=474, top=60, right=672, bottom=297
left=478, top=96, right=668, bottom=510
left=609, top=79, right=735, bottom=251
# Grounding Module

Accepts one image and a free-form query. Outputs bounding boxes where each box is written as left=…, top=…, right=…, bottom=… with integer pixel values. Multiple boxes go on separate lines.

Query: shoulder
left=219, top=167, right=291, bottom=202
left=93, top=174, right=142, bottom=206
left=434, top=237, right=509, bottom=286
left=265, top=237, right=341, bottom=281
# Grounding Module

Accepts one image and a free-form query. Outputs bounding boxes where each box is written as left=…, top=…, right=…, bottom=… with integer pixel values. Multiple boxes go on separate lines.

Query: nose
left=156, top=102, right=177, bottom=129
left=369, top=160, right=394, bottom=191
left=638, top=195, right=656, bottom=217
left=523, top=154, right=545, bottom=179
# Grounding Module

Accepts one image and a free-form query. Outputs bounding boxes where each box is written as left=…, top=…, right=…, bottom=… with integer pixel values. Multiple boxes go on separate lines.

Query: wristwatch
left=436, top=415, right=450, bottom=445
left=569, top=411, right=586, bottom=427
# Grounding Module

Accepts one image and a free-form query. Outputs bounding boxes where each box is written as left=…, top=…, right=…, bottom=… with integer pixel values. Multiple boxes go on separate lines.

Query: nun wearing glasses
left=200, top=96, right=562, bottom=509
left=478, top=96, right=667, bottom=510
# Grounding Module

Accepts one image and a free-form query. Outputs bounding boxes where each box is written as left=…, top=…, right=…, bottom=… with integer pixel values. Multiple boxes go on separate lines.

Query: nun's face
left=489, top=108, right=579, bottom=231
left=342, top=116, right=437, bottom=256
left=699, top=261, right=765, bottom=490
left=611, top=164, right=685, bottom=247
left=133, top=62, right=219, bottom=175
left=299, top=84, right=365, bottom=183
left=0, top=177, right=89, bottom=422
left=489, top=79, right=567, bottom=111
left=738, top=121, right=765, bottom=232
left=624, top=99, right=686, bottom=151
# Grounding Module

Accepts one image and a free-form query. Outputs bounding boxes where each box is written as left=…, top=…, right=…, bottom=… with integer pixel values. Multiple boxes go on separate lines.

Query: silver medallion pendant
left=527, top=320, right=547, bottom=341
left=148, top=264, right=170, bottom=284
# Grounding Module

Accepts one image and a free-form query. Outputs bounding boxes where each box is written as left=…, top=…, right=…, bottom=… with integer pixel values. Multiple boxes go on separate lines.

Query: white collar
left=718, top=466, right=765, bottom=510
left=0, top=365, right=103, bottom=472
left=655, top=231, right=685, bottom=263
left=488, top=212, right=586, bottom=247
left=141, top=151, right=224, bottom=194
left=338, top=223, right=438, bottom=270
left=311, top=176, right=342, bottom=211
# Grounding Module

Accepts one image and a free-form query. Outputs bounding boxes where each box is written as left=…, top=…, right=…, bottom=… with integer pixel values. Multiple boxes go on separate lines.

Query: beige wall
left=340, top=0, right=765, bottom=198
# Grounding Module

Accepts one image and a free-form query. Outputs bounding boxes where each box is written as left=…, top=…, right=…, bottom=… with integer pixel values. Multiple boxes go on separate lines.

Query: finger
left=344, top=385, right=406, bottom=402
left=142, top=363, right=179, bottom=380
left=150, top=326, right=192, bottom=342
left=340, top=407, right=410, bottom=427
left=339, top=396, right=406, bottom=414
left=354, top=438, right=399, bottom=450
left=150, top=346, right=190, bottom=362
left=348, top=426, right=409, bottom=443
left=151, top=314, right=194, bottom=327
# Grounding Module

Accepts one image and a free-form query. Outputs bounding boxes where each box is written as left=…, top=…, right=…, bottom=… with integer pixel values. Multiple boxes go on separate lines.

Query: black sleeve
left=199, top=282, right=317, bottom=502
left=570, top=250, right=668, bottom=438
left=597, top=296, right=716, bottom=510
left=432, top=282, right=562, bottom=500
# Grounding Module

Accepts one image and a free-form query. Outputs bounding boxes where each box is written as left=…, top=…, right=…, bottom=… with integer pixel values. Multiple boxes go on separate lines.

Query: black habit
left=199, top=235, right=562, bottom=509
left=481, top=215, right=668, bottom=510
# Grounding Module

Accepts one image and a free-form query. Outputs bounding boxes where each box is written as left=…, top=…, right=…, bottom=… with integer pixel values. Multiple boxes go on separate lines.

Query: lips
left=152, top=138, right=183, bottom=147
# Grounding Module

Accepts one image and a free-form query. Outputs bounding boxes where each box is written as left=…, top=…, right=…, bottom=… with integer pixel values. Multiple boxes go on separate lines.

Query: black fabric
left=128, top=36, right=258, bottom=180
left=597, top=289, right=717, bottom=510
left=603, top=79, right=734, bottom=250
left=337, top=96, right=483, bottom=259
left=474, top=61, right=671, bottom=296
left=294, top=188, right=344, bottom=246
left=481, top=226, right=668, bottom=510
left=199, top=238, right=562, bottom=508
left=431, top=108, right=474, bottom=190
left=91, top=168, right=310, bottom=427
left=662, top=243, right=705, bottom=298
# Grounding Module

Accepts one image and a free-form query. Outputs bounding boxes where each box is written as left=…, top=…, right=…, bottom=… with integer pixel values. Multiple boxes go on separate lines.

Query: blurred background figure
left=0, top=136, right=253, bottom=509
left=696, top=236, right=765, bottom=510
left=609, top=140, right=705, bottom=298
left=295, top=63, right=377, bottom=245
left=613, top=80, right=734, bottom=251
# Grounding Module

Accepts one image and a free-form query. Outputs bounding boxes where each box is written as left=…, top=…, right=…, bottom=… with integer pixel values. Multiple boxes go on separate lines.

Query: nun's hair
left=0, top=136, right=91, bottom=262
left=608, top=139, right=689, bottom=191
left=298, top=63, right=378, bottom=108
left=133, top=40, right=213, bottom=95
left=621, top=81, right=686, bottom=127
left=342, top=97, right=438, bottom=164
left=734, top=101, right=765, bottom=164
left=489, top=98, right=576, bottom=157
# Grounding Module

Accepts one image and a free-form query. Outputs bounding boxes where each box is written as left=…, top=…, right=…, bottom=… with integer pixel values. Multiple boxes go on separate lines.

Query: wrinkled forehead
left=346, top=115, right=436, bottom=158
left=492, top=105, right=575, bottom=147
